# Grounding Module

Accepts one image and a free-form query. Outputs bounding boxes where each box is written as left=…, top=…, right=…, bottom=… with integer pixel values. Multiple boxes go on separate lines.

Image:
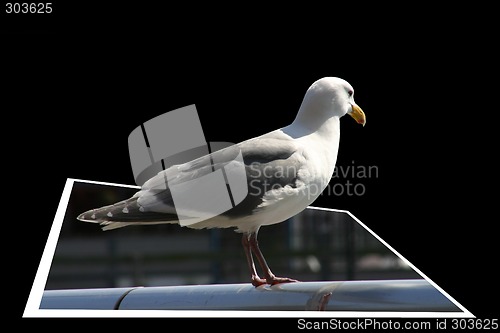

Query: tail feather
left=77, top=197, right=178, bottom=230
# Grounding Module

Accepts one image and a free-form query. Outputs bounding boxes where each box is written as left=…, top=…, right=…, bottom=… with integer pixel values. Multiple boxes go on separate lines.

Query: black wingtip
left=76, top=209, right=99, bottom=223
left=76, top=197, right=142, bottom=224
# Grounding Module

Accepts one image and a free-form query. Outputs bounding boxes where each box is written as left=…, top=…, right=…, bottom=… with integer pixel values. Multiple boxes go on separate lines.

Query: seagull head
left=299, top=77, right=366, bottom=127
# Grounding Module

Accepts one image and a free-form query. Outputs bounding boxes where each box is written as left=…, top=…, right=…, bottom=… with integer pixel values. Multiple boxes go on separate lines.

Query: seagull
left=77, top=77, right=366, bottom=287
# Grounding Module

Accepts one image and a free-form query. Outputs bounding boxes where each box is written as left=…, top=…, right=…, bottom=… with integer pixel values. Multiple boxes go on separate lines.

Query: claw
left=268, top=277, right=299, bottom=285
left=251, top=276, right=268, bottom=287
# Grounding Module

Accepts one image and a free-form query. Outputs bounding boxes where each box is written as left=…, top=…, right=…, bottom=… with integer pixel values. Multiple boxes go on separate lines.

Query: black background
left=3, top=1, right=497, bottom=326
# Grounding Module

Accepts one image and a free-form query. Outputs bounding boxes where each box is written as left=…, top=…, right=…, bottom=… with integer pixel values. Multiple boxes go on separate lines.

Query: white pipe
left=41, top=279, right=460, bottom=312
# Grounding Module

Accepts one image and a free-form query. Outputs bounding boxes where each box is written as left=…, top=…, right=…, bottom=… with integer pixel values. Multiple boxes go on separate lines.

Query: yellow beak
left=348, top=103, right=366, bottom=126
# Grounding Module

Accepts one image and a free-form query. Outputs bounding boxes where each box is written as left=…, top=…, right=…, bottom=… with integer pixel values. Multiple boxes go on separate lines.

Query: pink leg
left=244, top=231, right=299, bottom=286
left=242, top=234, right=267, bottom=287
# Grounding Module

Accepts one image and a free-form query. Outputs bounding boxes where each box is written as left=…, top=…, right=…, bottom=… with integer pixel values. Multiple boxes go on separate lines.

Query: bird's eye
left=348, top=90, right=354, bottom=97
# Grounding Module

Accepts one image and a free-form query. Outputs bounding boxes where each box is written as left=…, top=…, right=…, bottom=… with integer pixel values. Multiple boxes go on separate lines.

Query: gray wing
left=77, top=130, right=305, bottom=227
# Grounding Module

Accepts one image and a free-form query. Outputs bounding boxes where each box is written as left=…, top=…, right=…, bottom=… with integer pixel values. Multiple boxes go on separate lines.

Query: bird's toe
left=268, top=277, right=299, bottom=285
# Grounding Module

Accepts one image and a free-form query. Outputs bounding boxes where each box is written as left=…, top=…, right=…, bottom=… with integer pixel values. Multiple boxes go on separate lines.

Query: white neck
left=282, top=107, right=341, bottom=180
left=283, top=106, right=341, bottom=142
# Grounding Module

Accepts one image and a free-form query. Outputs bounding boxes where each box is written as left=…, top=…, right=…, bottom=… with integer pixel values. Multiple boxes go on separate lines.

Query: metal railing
left=40, top=279, right=460, bottom=312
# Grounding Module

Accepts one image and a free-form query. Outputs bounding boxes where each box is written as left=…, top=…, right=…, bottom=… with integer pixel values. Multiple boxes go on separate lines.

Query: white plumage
left=78, top=77, right=366, bottom=286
